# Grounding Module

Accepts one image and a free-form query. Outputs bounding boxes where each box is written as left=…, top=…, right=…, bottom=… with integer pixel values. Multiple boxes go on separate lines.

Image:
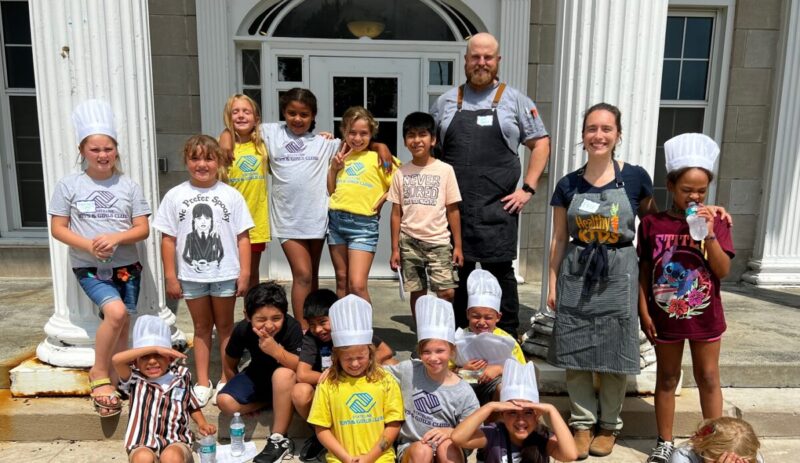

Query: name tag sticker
left=476, top=115, right=493, bottom=126
left=578, top=198, right=600, bottom=213
left=76, top=200, right=96, bottom=213
left=172, top=387, right=185, bottom=401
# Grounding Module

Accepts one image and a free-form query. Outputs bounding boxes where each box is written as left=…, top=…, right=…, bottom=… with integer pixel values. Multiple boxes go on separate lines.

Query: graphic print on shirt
left=76, top=190, right=122, bottom=218
left=273, top=138, right=320, bottom=162
left=339, top=391, right=384, bottom=426
left=230, top=154, right=264, bottom=184
left=181, top=202, right=225, bottom=273
left=406, top=390, right=451, bottom=428
left=651, top=236, right=712, bottom=319
left=403, top=174, right=440, bottom=206
left=338, top=161, right=376, bottom=189
left=574, top=201, right=620, bottom=244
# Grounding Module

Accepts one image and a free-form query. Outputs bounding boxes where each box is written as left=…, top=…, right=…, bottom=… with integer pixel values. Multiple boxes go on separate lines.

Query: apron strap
left=456, top=83, right=507, bottom=111
left=457, top=84, right=465, bottom=111
left=613, top=159, right=625, bottom=187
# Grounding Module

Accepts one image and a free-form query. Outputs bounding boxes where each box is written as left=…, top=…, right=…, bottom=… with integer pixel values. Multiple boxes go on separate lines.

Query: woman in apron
left=546, top=103, right=657, bottom=459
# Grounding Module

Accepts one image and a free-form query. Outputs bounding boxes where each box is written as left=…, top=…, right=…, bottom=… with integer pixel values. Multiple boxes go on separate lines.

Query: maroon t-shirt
left=637, top=212, right=734, bottom=341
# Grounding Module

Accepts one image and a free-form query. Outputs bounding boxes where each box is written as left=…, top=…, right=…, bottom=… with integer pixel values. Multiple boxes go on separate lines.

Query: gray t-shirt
left=48, top=172, right=151, bottom=268
left=429, top=82, right=548, bottom=153
left=385, top=359, right=480, bottom=446
left=261, top=122, right=340, bottom=239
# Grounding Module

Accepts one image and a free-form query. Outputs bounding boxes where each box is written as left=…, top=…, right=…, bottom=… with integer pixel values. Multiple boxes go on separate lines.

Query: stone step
left=3, top=387, right=798, bottom=442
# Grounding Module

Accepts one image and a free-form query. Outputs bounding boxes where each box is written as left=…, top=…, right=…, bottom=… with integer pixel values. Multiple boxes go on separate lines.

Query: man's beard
left=467, top=67, right=496, bottom=87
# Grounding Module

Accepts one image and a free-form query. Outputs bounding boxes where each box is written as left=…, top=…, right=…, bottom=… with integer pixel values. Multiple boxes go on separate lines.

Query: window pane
left=243, top=88, right=262, bottom=109
left=5, top=46, right=34, bottom=87
left=367, top=78, right=397, bottom=118
left=242, top=49, right=260, bottom=86
left=679, top=60, right=708, bottom=100
left=664, top=17, right=684, bottom=59
left=10, top=95, right=45, bottom=227
left=277, top=90, right=286, bottom=121
left=333, top=77, right=363, bottom=117
left=684, top=17, right=713, bottom=59
left=372, top=121, right=397, bottom=157
left=661, top=60, right=680, bottom=100
left=654, top=107, right=705, bottom=210
left=1, top=2, right=31, bottom=44
left=277, top=56, right=302, bottom=82
left=428, top=93, right=440, bottom=109
left=429, top=60, right=453, bottom=85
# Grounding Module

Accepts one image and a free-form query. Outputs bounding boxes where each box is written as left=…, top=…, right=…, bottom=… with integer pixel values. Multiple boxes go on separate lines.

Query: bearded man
left=430, top=32, right=550, bottom=333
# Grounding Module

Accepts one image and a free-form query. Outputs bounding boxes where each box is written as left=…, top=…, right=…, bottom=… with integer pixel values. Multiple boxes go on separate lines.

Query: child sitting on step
left=670, top=417, right=763, bottom=463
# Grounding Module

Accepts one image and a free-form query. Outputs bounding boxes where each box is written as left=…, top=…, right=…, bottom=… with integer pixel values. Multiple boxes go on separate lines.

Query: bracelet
left=704, top=235, right=717, bottom=241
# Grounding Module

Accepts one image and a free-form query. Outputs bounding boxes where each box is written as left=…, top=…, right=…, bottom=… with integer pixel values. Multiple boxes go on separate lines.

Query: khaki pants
left=565, top=369, right=627, bottom=431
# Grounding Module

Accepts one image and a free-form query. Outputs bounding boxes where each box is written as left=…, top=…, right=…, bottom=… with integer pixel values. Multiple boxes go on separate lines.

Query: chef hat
left=467, top=269, right=502, bottom=312
left=72, top=99, right=117, bottom=143
left=499, top=359, right=539, bottom=403
left=664, top=133, right=719, bottom=173
left=330, top=294, right=373, bottom=347
left=416, top=295, right=455, bottom=344
left=132, top=315, right=172, bottom=349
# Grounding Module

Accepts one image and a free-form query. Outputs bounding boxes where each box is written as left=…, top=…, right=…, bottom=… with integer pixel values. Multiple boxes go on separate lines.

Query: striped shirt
left=119, top=364, right=200, bottom=453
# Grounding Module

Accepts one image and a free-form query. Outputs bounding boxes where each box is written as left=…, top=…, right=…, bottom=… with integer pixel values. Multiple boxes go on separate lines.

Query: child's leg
left=435, top=288, right=455, bottom=302
left=282, top=239, right=325, bottom=329
left=128, top=446, right=156, bottom=463
left=410, top=290, right=427, bottom=320
left=402, top=442, right=434, bottom=463
left=347, top=249, right=375, bottom=302
left=291, top=382, right=315, bottom=419
left=216, top=372, right=269, bottom=415
left=210, top=295, right=235, bottom=383
left=92, top=300, right=129, bottom=382
left=185, top=295, right=214, bottom=387
left=250, top=249, right=263, bottom=290
left=436, top=439, right=465, bottom=463
left=689, top=339, right=722, bottom=419
left=329, top=243, right=349, bottom=298
left=565, top=369, right=598, bottom=430
left=158, top=443, right=193, bottom=463
left=272, top=367, right=296, bottom=434
left=654, top=341, right=685, bottom=440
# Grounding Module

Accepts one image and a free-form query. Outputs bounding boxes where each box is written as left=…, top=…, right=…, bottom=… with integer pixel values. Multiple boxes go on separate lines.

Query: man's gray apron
left=548, top=161, right=640, bottom=374
left=441, top=83, right=521, bottom=262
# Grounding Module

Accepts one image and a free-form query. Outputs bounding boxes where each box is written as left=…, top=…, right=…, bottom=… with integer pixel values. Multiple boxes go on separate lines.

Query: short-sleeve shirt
left=387, top=159, right=461, bottom=244
left=550, top=163, right=653, bottom=214
left=152, top=181, right=254, bottom=283
left=299, top=334, right=385, bottom=373
left=637, top=212, right=734, bottom=341
left=308, top=372, right=405, bottom=463
left=48, top=173, right=151, bottom=268
left=668, top=447, right=764, bottom=463
left=384, top=359, right=479, bottom=447
left=228, top=141, right=270, bottom=244
left=481, top=423, right=550, bottom=463
left=330, top=150, right=399, bottom=217
left=226, top=316, right=303, bottom=376
left=430, top=82, right=548, bottom=152
left=261, top=122, right=340, bottom=239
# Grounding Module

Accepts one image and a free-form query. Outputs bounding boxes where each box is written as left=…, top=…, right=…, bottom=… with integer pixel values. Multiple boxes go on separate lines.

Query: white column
left=196, top=0, right=234, bottom=135
left=540, top=0, right=668, bottom=308
left=742, top=0, right=800, bottom=286
left=31, top=0, right=185, bottom=367
left=499, top=0, right=531, bottom=93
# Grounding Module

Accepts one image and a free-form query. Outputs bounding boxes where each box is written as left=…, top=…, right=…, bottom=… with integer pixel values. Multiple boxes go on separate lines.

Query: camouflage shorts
left=399, top=233, right=458, bottom=292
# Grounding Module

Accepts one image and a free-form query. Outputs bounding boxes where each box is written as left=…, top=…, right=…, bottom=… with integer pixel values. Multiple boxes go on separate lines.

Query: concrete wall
left=717, top=0, right=782, bottom=280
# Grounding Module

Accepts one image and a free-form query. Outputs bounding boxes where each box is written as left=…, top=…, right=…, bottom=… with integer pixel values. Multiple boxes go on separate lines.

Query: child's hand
left=489, top=400, right=524, bottom=413
left=714, top=452, right=748, bottom=463
left=165, top=278, right=183, bottom=300
left=235, top=273, right=250, bottom=297
left=452, top=247, right=464, bottom=267
left=639, top=314, right=657, bottom=344
left=319, top=131, right=335, bottom=140
left=696, top=204, right=718, bottom=235
left=705, top=204, right=733, bottom=226
left=253, top=325, right=279, bottom=356
left=462, top=359, right=488, bottom=371
left=390, top=250, right=401, bottom=271
left=372, top=143, right=394, bottom=174
left=91, top=234, right=118, bottom=257
left=422, top=427, right=453, bottom=447
left=155, top=346, right=187, bottom=361
left=198, top=423, right=217, bottom=436
left=479, top=364, right=503, bottom=383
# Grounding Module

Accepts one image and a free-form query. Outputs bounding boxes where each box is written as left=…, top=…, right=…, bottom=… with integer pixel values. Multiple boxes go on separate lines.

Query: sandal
left=89, top=377, right=123, bottom=418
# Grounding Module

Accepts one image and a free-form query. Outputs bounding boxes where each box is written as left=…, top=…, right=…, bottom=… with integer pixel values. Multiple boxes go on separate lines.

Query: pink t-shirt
left=387, top=159, right=461, bottom=245
left=637, top=212, right=734, bottom=341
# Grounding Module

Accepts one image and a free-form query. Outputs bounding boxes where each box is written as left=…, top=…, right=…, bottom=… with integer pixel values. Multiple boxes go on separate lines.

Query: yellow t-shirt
left=308, top=371, right=404, bottom=463
left=227, top=141, right=270, bottom=243
left=329, top=150, right=399, bottom=217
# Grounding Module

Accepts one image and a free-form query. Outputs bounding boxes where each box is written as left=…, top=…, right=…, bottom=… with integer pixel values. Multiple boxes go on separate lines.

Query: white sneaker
left=193, top=382, right=213, bottom=407
left=211, top=381, right=226, bottom=406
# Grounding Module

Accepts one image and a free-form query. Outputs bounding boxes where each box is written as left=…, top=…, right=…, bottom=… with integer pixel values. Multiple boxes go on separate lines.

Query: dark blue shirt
left=550, top=162, right=653, bottom=215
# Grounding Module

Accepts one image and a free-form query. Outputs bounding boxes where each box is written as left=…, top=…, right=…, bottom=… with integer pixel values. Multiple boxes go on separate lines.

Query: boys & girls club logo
left=86, top=190, right=118, bottom=208
left=346, top=392, right=376, bottom=413
left=412, top=391, right=442, bottom=414
left=285, top=139, right=306, bottom=153
left=237, top=155, right=259, bottom=173
left=345, top=162, right=365, bottom=177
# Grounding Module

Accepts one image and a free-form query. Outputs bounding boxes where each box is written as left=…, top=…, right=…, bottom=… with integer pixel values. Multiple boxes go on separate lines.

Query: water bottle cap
left=234, top=412, right=240, bottom=417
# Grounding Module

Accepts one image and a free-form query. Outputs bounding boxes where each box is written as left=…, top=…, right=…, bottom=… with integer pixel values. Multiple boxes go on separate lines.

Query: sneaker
left=646, top=437, right=674, bottom=463
left=192, top=382, right=213, bottom=408
left=254, top=433, right=295, bottom=463
left=299, top=434, right=326, bottom=461
left=211, top=381, right=226, bottom=406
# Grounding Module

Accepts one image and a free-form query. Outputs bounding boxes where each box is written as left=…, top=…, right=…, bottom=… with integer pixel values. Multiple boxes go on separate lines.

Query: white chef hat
left=132, top=315, right=172, bottom=350
left=416, top=295, right=455, bottom=344
left=330, top=294, right=373, bottom=347
left=500, top=359, right=539, bottom=403
left=664, top=133, right=719, bottom=173
left=467, top=269, right=502, bottom=312
left=72, top=99, right=117, bottom=144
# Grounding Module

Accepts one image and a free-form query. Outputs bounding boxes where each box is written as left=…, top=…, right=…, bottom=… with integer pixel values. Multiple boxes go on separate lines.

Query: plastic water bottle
left=686, top=201, right=708, bottom=241
left=230, top=412, right=245, bottom=457
left=96, top=257, right=113, bottom=281
left=199, top=433, right=217, bottom=463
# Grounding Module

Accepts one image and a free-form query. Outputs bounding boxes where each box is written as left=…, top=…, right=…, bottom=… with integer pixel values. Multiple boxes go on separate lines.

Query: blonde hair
left=690, top=417, right=760, bottom=462
left=416, top=339, right=456, bottom=360
left=183, top=134, right=224, bottom=166
left=340, top=106, right=379, bottom=140
left=79, top=134, right=123, bottom=175
left=221, top=94, right=268, bottom=180
left=326, top=344, right=383, bottom=385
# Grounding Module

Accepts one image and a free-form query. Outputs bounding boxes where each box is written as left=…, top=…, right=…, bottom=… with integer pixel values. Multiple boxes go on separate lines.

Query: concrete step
left=3, top=387, right=798, bottom=442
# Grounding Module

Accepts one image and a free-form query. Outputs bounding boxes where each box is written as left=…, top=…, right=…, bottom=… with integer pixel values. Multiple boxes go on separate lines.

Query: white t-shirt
left=48, top=172, right=151, bottom=268
left=153, top=181, right=254, bottom=283
left=261, top=122, right=339, bottom=239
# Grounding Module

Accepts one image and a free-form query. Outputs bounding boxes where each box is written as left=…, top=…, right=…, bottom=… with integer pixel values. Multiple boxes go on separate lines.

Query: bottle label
left=231, top=427, right=245, bottom=437
left=200, top=444, right=216, bottom=453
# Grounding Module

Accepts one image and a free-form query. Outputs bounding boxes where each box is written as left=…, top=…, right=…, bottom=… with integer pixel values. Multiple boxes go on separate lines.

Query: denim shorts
left=74, top=262, right=142, bottom=315
left=180, top=279, right=237, bottom=299
left=327, top=210, right=379, bottom=253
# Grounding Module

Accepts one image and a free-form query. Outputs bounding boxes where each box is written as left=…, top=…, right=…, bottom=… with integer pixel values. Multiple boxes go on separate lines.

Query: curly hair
left=340, top=106, right=379, bottom=139
left=690, top=417, right=760, bottom=462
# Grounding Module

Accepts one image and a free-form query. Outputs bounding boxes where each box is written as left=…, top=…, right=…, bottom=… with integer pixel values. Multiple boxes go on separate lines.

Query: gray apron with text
left=548, top=162, right=641, bottom=374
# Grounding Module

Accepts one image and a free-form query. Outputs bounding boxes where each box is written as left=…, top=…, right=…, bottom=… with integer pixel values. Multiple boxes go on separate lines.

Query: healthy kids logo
left=412, top=391, right=442, bottom=414
left=86, top=190, right=118, bottom=209
left=346, top=392, right=376, bottom=414
left=237, top=155, right=259, bottom=173
left=575, top=202, right=620, bottom=244
left=345, top=162, right=365, bottom=177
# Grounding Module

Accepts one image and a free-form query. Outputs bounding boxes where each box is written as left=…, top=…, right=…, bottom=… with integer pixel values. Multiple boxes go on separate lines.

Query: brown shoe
left=589, top=428, right=618, bottom=457
left=573, top=428, right=593, bottom=460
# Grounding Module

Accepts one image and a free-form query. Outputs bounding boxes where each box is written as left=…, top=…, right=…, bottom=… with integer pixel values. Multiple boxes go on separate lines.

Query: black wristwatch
left=522, top=183, right=536, bottom=195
